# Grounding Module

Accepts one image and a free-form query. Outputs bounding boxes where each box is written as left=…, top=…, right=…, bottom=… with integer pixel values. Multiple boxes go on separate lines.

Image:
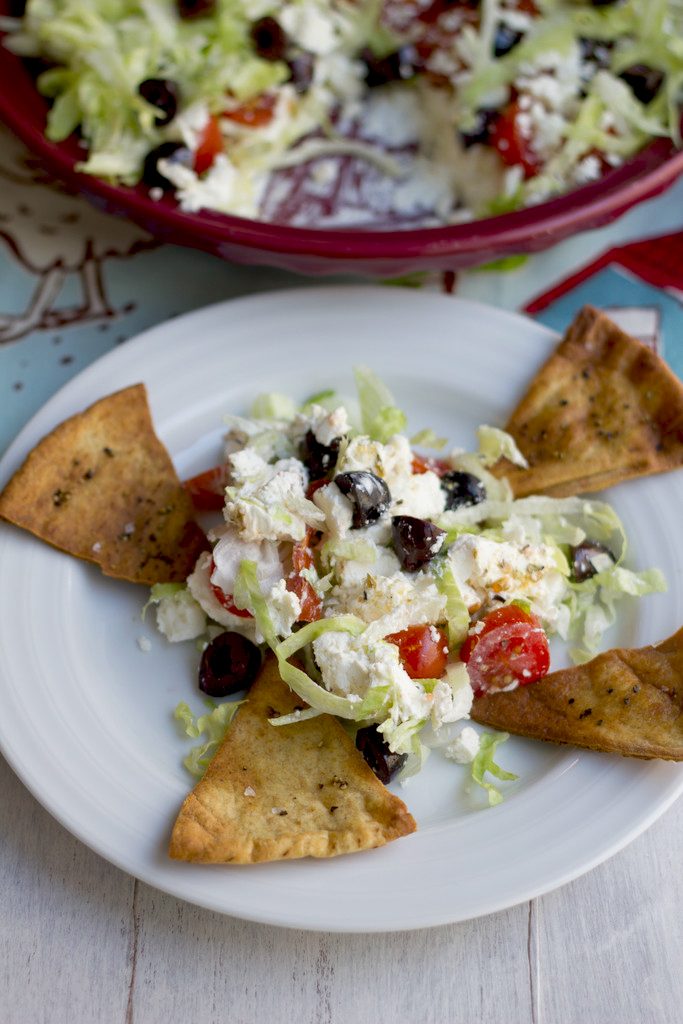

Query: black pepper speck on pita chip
left=0, top=384, right=207, bottom=584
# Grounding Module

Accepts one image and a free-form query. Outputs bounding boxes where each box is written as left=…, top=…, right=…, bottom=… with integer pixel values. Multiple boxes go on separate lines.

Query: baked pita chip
left=169, top=656, right=417, bottom=863
left=471, top=627, right=683, bottom=760
left=495, top=306, right=683, bottom=498
left=0, top=384, right=207, bottom=584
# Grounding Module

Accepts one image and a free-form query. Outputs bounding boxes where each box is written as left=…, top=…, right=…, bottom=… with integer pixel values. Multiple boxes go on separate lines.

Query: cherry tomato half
left=386, top=624, right=449, bottom=680
left=490, top=100, right=541, bottom=179
left=460, top=605, right=550, bottom=696
left=183, top=464, right=229, bottom=511
left=411, top=453, right=451, bottom=477
left=286, top=529, right=323, bottom=623
left=209, top=558, right=253, bottom=618
left=194, top=114, right=223, bottom=175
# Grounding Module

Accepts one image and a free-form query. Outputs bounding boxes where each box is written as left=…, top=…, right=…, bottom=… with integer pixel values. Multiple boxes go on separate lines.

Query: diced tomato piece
left=411, top=453, right=451, bottom=477
left=183, top=464, right=229, bottom=511
left=490, top=100, right=541, bottom=179
left=209, top=558, right=253, bottom=618
left=306, top=477, right=328, bottom=500
left=286, top=529, right=323, bottom=623
left=224, top=94, right=276, bottom=128
left=194, top=114, right=223, bottom=175
left=460, top=605, right=550, bottom=696
left=386, top=624, right=449, bottom=680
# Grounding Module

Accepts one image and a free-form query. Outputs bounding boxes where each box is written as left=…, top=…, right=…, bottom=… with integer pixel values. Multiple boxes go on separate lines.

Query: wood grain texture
left=1, top=752, right=682, bottom=1024
left=537, top=806, right=683, bottom=1024
left=129, top=886, right=534, bottom=1024
left=0, top=758, right=133, bottom=1024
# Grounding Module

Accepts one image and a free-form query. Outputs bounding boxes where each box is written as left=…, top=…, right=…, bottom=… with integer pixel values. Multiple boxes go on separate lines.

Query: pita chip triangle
left=471, top=626, right=683, bottom=760
left=169, top=656, right=417, bottom=863
left=495, top=306, right=683, bottom=497
left=0, top=384, right=207, bottom=584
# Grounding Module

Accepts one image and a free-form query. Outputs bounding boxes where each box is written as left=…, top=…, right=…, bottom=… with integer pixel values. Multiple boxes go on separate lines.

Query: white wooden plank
left=0, top=757, right=133, bottom=1024
left=537, top=798, right=683, bottom=1024
left=129, top=883, right=535, bottom=1024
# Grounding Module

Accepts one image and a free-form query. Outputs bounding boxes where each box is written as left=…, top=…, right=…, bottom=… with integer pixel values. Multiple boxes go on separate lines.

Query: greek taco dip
left=3, top=0, right=683, bottom=226
left=3, top=306, right=683, bottom=865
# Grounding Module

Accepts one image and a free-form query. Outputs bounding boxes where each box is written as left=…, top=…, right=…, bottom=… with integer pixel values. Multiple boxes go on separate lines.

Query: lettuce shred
left=174, top=699, right=243, bottom=777
left=471, top=731, right=517, bottom=806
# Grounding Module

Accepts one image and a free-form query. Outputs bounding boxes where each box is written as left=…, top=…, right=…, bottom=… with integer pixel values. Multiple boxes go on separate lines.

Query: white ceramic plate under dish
left=0, top=287, right=682, bottom=933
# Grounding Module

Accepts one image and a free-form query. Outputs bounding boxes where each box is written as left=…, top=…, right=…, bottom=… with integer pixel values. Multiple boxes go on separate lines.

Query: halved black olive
left=493, top=24, right=523, bottom=58
left=300, top=429, right=340, bottom=480
left=361, top=45, right=420, bottom=87
left=250, top=17, right=288, bottom=61
left=334, top=471, right=391, bottom=528
left=570, top=540, right=615, bottom=582
left=138, top=79, right=180, bottom=127
left=392, top=515, right=446, bottom=572
left=460, top=108, right=498, bottom=148
left=142, top=142, right=192, bottom=190
left=619, top=64, right=665, bottom=104
left=356, top=726, right=407, bottom=784
left=198, top=631, right=261, bottom=698
left=440, top=470, right=486, bottom=511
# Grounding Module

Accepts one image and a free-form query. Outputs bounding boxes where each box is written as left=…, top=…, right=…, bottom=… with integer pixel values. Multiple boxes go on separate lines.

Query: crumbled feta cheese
left=174, top=101, right=210, bottom=152
left=279, top=2, right=340, bottom=55
left=327, top=568, right=445, bottom=635
left=447, top=534, right=568, bottom=626
left=430, top=664, right=474, bottom=729
left=155, top=588, right=206, bottom=642
left=313, top=482, right=353, bottom=539
left=445, top=726, right=481, bottom=764
left=210, top=530, right=283, bottom=596
left=158, top=153, right=265, bottom=219
left=392, top=469, right=446, bottom=520
left=306, top=404, right=350, bottom=447
left=337, top=433, right=413, bottom=493
left=313, top=631, right=432, bottom=723
left=267, top=579, right=301, bottom=638
left=225, top=453, right=323, bottom=543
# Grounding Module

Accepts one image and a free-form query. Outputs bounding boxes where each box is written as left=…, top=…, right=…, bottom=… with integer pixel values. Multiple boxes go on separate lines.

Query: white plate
left=1, top=287, right=682, bottom=933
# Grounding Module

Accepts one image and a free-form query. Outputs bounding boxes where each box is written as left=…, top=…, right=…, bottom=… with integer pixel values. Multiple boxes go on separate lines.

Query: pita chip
left=495, top=306, right=683, bottom=498
left=0, top=384, right=207, bottom=584
left=471, top=627, right=683, bottom=760
left=169, top=656, right=417, bottom=863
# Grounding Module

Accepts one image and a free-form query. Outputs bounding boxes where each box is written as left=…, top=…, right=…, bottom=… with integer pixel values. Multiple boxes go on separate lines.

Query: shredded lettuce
left=432, top=561, right=470, bottom=649
left=476, top=425, right=528, bottom=469
left=410, top=428, right=447, bottom=450
left=233, top=559, right=278, bottom=648
left=174, top=699, right=243, bottom=777
left=249, top=392, right=298, bottom=421
left=566, top=566, right=666, bottom=661
left=354, top=366, right=407, bottom=443
left=275, top=616, right=368, bottom=719
left=471, top=731, right=517, bottom=806
left=319, top=537, right=377, bottom=569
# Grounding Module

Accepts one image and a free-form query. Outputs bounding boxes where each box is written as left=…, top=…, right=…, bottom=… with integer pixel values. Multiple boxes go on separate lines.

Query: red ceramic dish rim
left=2, top=41, right=683, bottom=264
